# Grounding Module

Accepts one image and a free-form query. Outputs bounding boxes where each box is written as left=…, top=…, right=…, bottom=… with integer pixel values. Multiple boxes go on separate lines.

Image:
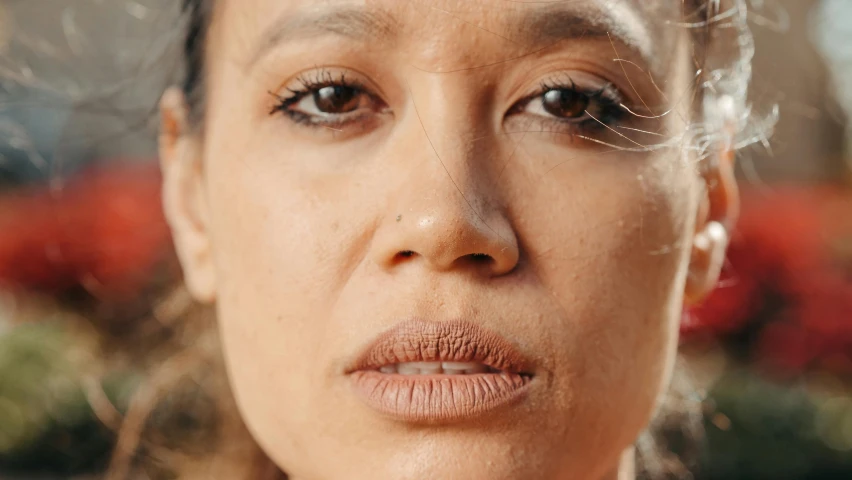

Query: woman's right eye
left=269, top=75, right=388, bottom=130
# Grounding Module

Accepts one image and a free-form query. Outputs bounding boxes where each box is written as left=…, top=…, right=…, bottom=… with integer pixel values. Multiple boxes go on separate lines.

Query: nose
left=369, top=87, right=520, bottom=277
left=371, top=187, right=520, bottom=276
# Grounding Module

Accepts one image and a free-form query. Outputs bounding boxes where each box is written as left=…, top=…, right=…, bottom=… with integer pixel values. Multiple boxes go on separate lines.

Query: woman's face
left=161, top=0, right=735, bottom=478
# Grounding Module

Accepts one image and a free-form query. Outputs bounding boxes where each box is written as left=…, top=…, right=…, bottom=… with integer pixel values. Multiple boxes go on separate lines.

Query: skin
left=160, top=0, right=738, bottom=478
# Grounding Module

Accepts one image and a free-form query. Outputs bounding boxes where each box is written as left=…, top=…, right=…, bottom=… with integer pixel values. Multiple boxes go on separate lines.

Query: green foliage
left=701, top=370, right=852, bottom=480
left=0, top=323, right=138, bottom=475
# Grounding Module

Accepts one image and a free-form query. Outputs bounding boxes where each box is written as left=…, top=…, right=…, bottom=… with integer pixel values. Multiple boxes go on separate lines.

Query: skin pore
left=159, top=0, right=738, bottom=479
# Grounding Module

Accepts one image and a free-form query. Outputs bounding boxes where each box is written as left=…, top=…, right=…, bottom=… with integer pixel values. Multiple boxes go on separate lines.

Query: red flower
left=685, top=186, right=852, bottom=376
left=0, top=161, right=173, bottom=301
left=756, top=320, right=816, bottom=375
left=683, top=264, right=763, bottom=335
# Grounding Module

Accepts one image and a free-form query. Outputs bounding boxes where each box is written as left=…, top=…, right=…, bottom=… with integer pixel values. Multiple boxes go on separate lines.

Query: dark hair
left=181, top=0, right=213, bottom=127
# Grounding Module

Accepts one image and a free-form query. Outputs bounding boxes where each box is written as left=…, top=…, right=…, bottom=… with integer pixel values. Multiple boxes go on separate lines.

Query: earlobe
left=685, top=221, right=729, bottom=304
left=159, top=87, right=217, bottom=304
left=684, top=146, right=739, bottom=305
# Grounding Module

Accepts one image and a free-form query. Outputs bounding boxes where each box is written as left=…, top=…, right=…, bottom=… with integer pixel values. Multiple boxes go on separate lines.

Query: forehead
left=211, top=0, right=686, bottom=73
left=216, top=0, right=682, bottom=24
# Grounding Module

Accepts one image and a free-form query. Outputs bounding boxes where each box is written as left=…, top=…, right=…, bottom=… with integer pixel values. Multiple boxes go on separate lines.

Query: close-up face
left=160, top=0, right=737, bottom=478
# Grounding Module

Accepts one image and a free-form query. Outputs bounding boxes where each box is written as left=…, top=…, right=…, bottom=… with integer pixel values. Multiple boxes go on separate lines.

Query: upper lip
left=346, top=319, right=534, bottom=375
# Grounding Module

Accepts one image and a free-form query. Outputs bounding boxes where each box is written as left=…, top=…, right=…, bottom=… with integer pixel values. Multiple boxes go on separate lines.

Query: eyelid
left=501, top=69, right=630, bottom=144
left=507, top=71, right=622, bottom=118
left=272, top=66, right=391, bottom=108
left=503, top=58, right=648, bottom=112
left=268, top=66, right=396, bottom=136
left=523, top=71, right=616, bottom=102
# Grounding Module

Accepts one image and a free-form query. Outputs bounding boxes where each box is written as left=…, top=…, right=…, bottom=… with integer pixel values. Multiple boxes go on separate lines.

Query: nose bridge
left=391, top=71, right=494, bottom=221
left=408, top=71, right=490, bottom=170
left=369, top=73, right=519, bottom=276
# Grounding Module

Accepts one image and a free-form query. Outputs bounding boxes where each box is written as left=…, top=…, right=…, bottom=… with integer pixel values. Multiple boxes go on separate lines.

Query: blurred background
left=0, top=1, right=851, bottom=479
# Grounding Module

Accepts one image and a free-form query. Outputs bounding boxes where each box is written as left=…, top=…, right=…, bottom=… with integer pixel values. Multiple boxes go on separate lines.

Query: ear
left=159, top=87, right=217, bottom=303
left=684, top=145, right=739, bottom=305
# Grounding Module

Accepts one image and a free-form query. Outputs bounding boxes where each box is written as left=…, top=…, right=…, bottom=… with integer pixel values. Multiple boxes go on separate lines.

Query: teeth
left=402, top=362, right=443, bottom=375
left=396, top=363, right=422, bottom=375
left=378, top=361, right=497, bottom=375
left=442, top=361, right=488, bottom=375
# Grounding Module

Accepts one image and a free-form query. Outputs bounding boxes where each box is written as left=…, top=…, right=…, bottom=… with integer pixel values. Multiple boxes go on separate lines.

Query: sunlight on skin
left=159, top=0, right=737, bottom=478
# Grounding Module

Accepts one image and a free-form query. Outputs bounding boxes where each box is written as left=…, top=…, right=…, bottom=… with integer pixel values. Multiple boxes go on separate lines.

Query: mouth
left=347, top=320, right=535, bottom=424
left=375, top=361, right=504, bottom=375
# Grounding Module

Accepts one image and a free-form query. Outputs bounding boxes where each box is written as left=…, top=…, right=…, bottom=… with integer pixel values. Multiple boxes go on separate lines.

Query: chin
left=255, top=411, right=628, bottom=480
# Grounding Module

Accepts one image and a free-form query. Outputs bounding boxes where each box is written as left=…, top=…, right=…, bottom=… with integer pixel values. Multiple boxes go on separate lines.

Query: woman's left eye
left=539, top=89, right=590, bottom=119
left=514, top=82, right=623, bottom=127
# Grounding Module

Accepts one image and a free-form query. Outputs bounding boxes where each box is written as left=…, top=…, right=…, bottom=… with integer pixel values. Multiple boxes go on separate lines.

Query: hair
left=102, top=0, right=772, bottom=478
left=181, top=0, right=213, bottom=128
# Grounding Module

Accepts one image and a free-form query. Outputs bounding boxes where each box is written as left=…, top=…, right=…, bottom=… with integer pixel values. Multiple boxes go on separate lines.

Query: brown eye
left=541, top=89, right=589, bottom=119
left=313, top=86, right=362, bottom=114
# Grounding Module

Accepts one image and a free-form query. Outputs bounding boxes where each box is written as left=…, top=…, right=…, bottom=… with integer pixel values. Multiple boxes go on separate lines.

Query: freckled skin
left=160, top=0, right=734, bottom=479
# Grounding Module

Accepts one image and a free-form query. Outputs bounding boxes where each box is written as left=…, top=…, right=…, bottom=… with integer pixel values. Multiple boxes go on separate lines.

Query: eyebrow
left=515, top=4, right=653, bottom=59
left=246, top=3, right=653, bottom=69
left=246, top=7, right=400, bottom=67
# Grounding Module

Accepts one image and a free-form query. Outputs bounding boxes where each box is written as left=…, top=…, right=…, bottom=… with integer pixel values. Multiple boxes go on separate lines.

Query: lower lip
left=350, top=371, right=533, bottom=423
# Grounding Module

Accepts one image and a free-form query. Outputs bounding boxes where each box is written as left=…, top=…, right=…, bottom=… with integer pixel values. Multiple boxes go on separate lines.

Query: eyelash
left=268, top=70, right=626, bottom=134
left=269, top=71, right=382, bottom=128
left=514, top=80, right=625, bottom=131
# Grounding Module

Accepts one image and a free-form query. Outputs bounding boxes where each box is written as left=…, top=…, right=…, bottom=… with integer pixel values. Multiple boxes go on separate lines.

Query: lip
left=347, top=320, right=535, bottom=424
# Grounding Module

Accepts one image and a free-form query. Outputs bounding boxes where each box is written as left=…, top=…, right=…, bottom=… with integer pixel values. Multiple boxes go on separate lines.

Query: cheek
left=515, top=151, right=696, bottom=459
left=201, top=149, right=375, bottom=456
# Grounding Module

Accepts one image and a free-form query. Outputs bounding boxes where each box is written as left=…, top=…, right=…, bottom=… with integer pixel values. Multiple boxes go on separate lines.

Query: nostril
left=388, top=250, right=418, bottom=267
left=470, top=253, right=492, bottom=263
